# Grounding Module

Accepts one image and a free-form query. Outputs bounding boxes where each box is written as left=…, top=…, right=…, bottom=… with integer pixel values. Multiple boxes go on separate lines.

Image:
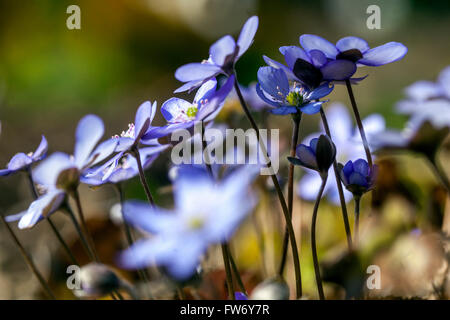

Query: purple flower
left=113, top=101, right=160, bottom=152
left=397, top=66, right=450, bottom=129
left=288, top=135, right=336, bottom=177
left=263, top=45, right=357, bottom=89
left=0, top=136, right=48, bottom=176
left=256, top=66, right=333, bottom=115
left=118, top=165, right=258, bottom=280
left=299, top=34, right=407, bottom=77
left=174, top=16, right=258, bottom=93
left=338, top=159, right=377, bottom=196
left=11, top=115, right=117, bottom=229
left=297, top=103, right=385, bottom=204
left=82, top=145, right=169, bottom=186
left=235, top=292, right=248, bottom=300
left=143, top=76, right=235, bottom=140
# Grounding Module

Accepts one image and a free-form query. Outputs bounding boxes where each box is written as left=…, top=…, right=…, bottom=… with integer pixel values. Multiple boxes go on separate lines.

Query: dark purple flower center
left=336, top=49, right=363, bottom=63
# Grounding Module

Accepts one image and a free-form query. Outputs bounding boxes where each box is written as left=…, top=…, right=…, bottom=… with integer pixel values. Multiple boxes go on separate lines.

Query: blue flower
left=0, top=136, right=48, bottom=176
left=338, top=159, right=377, bottom=196
left=397, top=66, right=450, bottom=129
left=81, top=145, right=169, bottom=186
left=288, top=135, right=336, bottom=177
left=174, top=16, right=258, bottom=93
left=143, top=76, right=235, bottom=139
left=297, top=103, right=385, bottom=204
left=256, top=66, right=333, bottom=115
left=118, top=165, right=258, bottom=280
left=300, top=34, right=407, bottom=76
left=235, top=292, right=248, bottom=300
left=11, top=115, right=117, bottom=229
left=263, top=45, right=357, bottom=89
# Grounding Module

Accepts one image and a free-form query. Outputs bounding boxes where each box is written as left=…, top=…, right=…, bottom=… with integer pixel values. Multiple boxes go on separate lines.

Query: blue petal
left=404, top=81, right=440, bottom=101
left=174, top=79, right=205, bottom=94
left=300, top=101, right=323, bottom=115
left=18, top=190, right=65, bottom=229
left=74, top=115, right=105, bottom=168
left=342, top=161, right=354, bottom=183
left=7, top=153, right=32, bottom=171
left=438, top=66, right=450, bottom=98
left=32, top=135, right=48, bottom=161
left=321, top=60, right=356, bottom=81
left=279, top=46, right=310, bottom=70
left=257, top=66, right=289, bottom=99
left=309, top=138, right=318, bottom=151
left=269, top=106, right=298, bottom=115
left=296, top=144, right=317, bottom=168
left=5, top=211, right=27, bottom=222
left=0, top=169, right=12, bottom=176
left=175, top=63, right=221, bottom=82
left=353, top=159, right=369, bottom=176
left=262, top=55, right=296, bottom=80
left=348, top=172, right=368, bottom=187
left=359, top=42, right=407, bottom=66
left=209, top=35, right=236, bottom=66
left=123, top=200, right=176, bottom=234
left=84, top=138, right=118, bottom=169
left=336, top=36, right=369, bottom=53
left=193, top=79, right=217, bottom=104
left=33, top=152, right=73, bottom=186
left=161, top=98, right=193, bottom=122
left=134, top=101, right=153, bottom=141
left=197, top=75, right=235, bottom=122
left=236, top=16, right=259, bottom=59
left=306, top=83, right=334, bottom=100
left=299, top=34, right=338, bottom=59
left=255, top=83, right=281, bottom=108
left=308, top=49, right=328, bottom=68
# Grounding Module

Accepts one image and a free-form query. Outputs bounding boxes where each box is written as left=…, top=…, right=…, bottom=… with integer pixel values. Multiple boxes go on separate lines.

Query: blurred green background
left=0, top=0, right=450, bottom=299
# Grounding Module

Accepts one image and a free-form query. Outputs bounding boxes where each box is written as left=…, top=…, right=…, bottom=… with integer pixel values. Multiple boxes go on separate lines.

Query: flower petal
left=296, top=144, right=317, bottom=168
left=174, top=79, right=206, bottom=94
left=255, top=83, right=281, bottom=108
left=320, top=60, right=356, bottom=81
left=404, top=81, right=441, bottom=101
left=353, top=159, right=369, bottom=176
left=7, top=153, right=32, bottom=171
left=210, top=35, right=236, bottom=66
left=306, top=83, right=334, bottom=100
left=74, top=115, right=105, bottom=168
left=18, top=190, right=65, bottom=229
left=308, top=49, right=328, bottom=68
left=348, top=171, right=368, bottom=187
left=299, top=34, right=338, bottom=59
left=336, top=36, right=369, bottom=53
left=175, top=63, right=221, bottom=82
left=262, top=55, right=296, bottom=80
left=438, top=66, right=450, bottom=98
left=300, top=101, right=323, bottom=115
left=269, top=106, right=298, bottom=115
left=197, top=75, right=235, bottom=122
left=161, top=98, right=193, bottom=122
left=33, top=152, right=73, bottom=186
left=84, top=138, right=118, bottom=169
left=123, top=200, right=176, bottom=234
left=32, top=135, right=48, bottom=161
left=359, top=42, right=407, bottom=66
left=257, top=66, right=289, bottom=99
left=236, top=16, right=259, bottom=59
left=193, top=79, right=217, bottom=104
left=134, top=101, right=153, bottom=141
left=279, top=46, right=310, bottom=69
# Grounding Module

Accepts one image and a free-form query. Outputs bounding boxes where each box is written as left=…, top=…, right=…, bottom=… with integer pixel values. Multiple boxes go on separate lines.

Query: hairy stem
left=132, top=147, right=155, bottom=206
left=234, top=76, right=302, bottom=298
left=279, top=113, right=302, bottom=276
left=312, top=176, right=327, bottom=300
left=345, top=80, right=373, bottom=168
left=319, top=108, right=353, bottom=251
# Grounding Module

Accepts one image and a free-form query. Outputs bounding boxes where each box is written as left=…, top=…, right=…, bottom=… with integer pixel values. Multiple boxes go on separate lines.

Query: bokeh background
left=0, top=0, right=449, bottom=299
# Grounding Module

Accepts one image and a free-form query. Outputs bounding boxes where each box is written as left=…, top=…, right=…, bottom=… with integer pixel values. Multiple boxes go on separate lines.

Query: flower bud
left=250, top=277, right=290, bottom=300
left=338, top=159, right=377, bottom=197
left=75, top=263, right=122, bottom=298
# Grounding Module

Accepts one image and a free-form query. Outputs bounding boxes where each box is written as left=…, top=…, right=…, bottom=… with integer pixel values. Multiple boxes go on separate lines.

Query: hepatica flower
left=338, top=159, right=377, bottom=197
left=15, top=115, right=117, bottom=229
left=82, top=145, right=169, bottom=186
left=300, top=34, right=407, bottom=77
left=174, top=16, right=258, bottom=93
left=288, top=135, right=336, bottom=178
left=297, top=103, right=385, bottom=204
left=256, top=66, right=333, bottom=115
left=263, top=45, right=357, bottom=89
left=397, top=66, right=450, bottom=128
left=118, top=165, right=258, bottom=279
left=0, top=136, right=48, bottom=176
left=144, top=76, right=234, bottom=139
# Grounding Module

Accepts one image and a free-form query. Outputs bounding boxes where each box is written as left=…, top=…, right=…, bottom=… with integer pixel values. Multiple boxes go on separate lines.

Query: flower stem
left=233, top=76, right=302, bottom=298
left=279, top=113, right=302, bottom=276
left=116, top=184, right=152, bottom=299
left=354, top=196, right=361, bottom=246
left=132, top=147, right=156, bottom=207
left=227, top=245, right=247, bottom=295
left=64, top=204, right=96, bottom=262
left=312, top=176, right=327, bottom=300
left=345, top=79, right=373, bottom=168
left=0, top=214, right=56, bottom=299
left=427, top=155, right=450, bottom=194
left=72, top=190, right=100, bottom=262
left=200, top=121, right=240, bottom=298
left=319, top=108, right=353, bottom=251
left=26, top=170, right=79, bottom=266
